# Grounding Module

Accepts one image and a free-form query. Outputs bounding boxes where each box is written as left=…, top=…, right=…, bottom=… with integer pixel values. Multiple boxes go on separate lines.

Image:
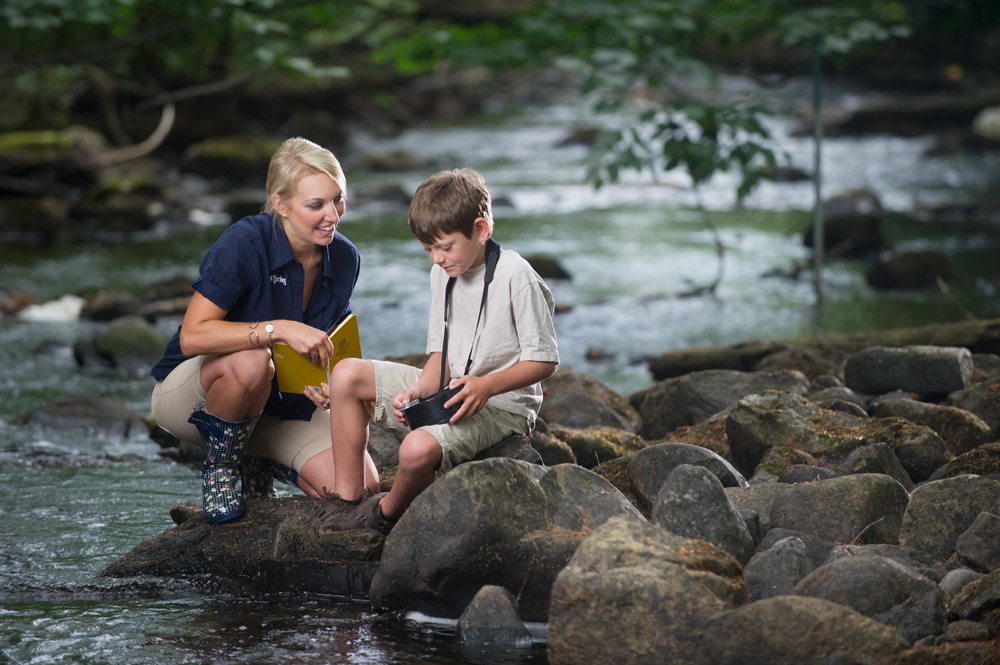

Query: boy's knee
left=329, top=358, right=369, bottom=397
left=398, top=431, right=443, bottom=471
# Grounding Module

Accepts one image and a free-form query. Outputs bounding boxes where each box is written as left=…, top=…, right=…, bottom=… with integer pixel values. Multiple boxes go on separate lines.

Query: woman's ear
left=271, top=194, right=286, bottom=217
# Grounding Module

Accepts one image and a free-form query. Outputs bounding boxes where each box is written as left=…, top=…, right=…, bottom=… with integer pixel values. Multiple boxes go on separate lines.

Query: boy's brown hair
left=408, top=168, right=493, bottom=244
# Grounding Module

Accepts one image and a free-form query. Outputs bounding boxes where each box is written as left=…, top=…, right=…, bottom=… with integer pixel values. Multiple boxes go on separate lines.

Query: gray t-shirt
left=426, top=247, right=559, bottom=425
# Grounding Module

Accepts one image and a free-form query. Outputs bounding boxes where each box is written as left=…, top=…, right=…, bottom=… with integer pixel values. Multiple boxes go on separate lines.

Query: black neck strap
left=438, top=238, right=500, bottom=391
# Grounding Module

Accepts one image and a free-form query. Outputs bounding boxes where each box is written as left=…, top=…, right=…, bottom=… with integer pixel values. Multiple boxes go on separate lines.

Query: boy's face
left=421, top=217, right=490, bottom=278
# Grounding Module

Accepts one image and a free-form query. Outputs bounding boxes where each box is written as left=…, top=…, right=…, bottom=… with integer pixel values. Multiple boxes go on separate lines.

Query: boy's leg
left=379, top=429, right=443, bottom=519
left=328, top=358, right=378, bottom=501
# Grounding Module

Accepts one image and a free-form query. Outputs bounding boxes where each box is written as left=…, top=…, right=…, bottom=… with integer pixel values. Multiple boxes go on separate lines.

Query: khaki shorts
left=370, top=359, right=529, bottom=472
left=150, top=356, right=331, bottom=472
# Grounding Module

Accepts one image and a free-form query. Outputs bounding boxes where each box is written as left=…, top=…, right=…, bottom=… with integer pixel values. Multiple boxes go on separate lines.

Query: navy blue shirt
left=151, top=212, right=360, bottom=421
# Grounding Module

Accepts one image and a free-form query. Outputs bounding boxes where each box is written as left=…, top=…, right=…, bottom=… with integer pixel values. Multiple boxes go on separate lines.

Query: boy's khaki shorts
left=150, top=355, right=332, bottom=472
left=370, top=359, right=529, bottom=472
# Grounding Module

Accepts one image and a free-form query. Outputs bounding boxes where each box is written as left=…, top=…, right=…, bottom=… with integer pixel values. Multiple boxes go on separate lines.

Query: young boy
left=311, top=168, right=559, bottom=534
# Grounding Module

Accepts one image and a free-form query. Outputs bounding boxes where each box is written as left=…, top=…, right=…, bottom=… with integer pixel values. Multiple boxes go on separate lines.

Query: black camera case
left=400, top=386, right=462, bottom=428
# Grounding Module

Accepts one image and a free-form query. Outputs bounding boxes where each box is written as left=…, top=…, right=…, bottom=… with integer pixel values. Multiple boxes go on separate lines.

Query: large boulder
left=368, top=459, right=643, bottom=621
left=547, top=426, right=646, bottom=469
left=652, top=464, right=755, bottom=564
left=945, top=375, right=1000, bottom=436
left=704, top=596, right=908, bottom=664
left=638, top=369, right=810, bottom=439
left=627, top=442, right=747, bottom=514
left=928, top=441, right=1000, bottom=480
left=769, top=474, right=910, bottom=545
left=791, top=554, right=946, bottom=643
left=898, top=475, right=1000, bottom=561
left=540, top=369, right=641, bottom=432
left=844, top=345, right=974, bottom=397
left=869, top=397, right=993, bottom=456
left=547, top=514, right=749, bottom=665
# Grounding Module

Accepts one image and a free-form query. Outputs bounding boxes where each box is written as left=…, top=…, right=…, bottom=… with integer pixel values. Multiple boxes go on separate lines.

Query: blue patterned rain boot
left=188, top=403, right=258, bottom=524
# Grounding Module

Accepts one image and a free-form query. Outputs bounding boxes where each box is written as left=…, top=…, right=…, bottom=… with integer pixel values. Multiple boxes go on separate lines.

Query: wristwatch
left=264, top=322, right=274, bottom=346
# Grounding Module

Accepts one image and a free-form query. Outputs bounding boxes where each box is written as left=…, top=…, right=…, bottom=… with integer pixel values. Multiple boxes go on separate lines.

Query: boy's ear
left=473, top=216, right=492, bottom=242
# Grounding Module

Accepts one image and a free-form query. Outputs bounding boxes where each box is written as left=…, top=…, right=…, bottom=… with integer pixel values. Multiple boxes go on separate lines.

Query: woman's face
left=274, top=172, right=346, bottom=250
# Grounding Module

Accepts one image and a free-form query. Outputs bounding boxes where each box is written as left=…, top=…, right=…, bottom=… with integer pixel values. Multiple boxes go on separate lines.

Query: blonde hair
left=408, top=168, right=493, bottom=244
left=264, top=137, right=346, bottom=213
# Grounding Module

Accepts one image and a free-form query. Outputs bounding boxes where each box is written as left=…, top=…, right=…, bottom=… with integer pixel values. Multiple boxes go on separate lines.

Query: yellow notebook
left=272, top=313, right=362, bottom=394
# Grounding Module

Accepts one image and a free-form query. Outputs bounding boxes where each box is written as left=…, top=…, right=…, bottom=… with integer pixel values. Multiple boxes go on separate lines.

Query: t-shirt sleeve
left=193, top=226, right=255, bottom=311
left=425, top=267, right=445, bottom=355
left=511, top=268, right=560, bottom=364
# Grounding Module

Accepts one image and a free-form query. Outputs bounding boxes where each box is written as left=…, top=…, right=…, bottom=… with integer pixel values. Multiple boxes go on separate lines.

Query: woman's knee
left=206, top=349, right=272, bottom=393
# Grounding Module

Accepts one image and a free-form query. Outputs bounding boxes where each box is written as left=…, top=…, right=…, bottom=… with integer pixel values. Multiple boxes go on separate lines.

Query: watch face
left=265, top=323, right=274, bottom=333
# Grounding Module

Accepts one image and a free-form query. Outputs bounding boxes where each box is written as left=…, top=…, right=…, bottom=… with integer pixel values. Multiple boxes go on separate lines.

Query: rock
left=899, top=475, right=1000, bottom=562
left=652, top=464, right=756, bottom=564
left=179, top=136, right=281, bottom=183
left=368, top=459, right=643, bottom=621
left=472, top=433, right=542, bottom=465
left=627, top=442, right=748, bottom=515
left=807, top=385, right=868, bottom=410
left=822, top=188, right=883, bottom=218
left=824, top=544, right=947, bottom=583
left=704, top=596, right=908, bottom=664
left=949, top=569, right=1000, bottom=622
left=845, top=346, right=974, bottom=397
left=743, top=536, right=814, bottom=600
left=540, top=368, right=641, bottom=432
left=528, top=430, right=576, bottom=466
left=100, top=496, right=383, bottom=597
left=524, top=254, right=572, bottom=280
left=867, top=250, right=953, bottom=289
left=946, top=376, right=1000, bottom=436
left=92, top=315, right=167, bottom=367
left=939, top=568, right=983, bottom=598
left=754, top=528, right=836, bottom=570
left=726, top=483, right=793, bottom=535
left=80, top=290, right=142, bottom=321
left=836, top=441, right=914, bottom=490
left=891, top=641, right=1000, bottom=663
left=547, top=426, right=646, bottom=469
left=804, top=214, right=887, bottom=258
left=21, top=393, right=149, bottom=438
left=547, top=514, right=748, bottom=665
left=955, top=512, right=1000, bottom=572
left=778, top=465, right=837, bottom=484
left=456, top=585, right=532, bottom=646
left=972, top=107, right=1000, bottom=141
left=638, top=369, right=810, bottom=439
left=769, top=474, right=910, bottom=545
left=365, top=422, right=404, bottom=470
left=928, top=442, right=1000, bottom=480
left=871, top=397, right=993, bottom=456
left=792, top=554, right=947, bottom=643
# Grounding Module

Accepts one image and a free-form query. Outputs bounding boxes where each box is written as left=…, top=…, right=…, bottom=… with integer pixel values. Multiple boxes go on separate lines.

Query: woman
left=150, top=137, right=379, bottom=524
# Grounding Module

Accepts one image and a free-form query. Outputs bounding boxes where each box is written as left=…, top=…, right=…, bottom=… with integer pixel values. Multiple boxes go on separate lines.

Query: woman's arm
left=178, top=292, right=335, bottom=363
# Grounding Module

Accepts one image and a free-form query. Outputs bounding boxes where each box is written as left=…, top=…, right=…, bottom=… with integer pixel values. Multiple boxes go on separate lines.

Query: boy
left=311, top=168, right=559, bottom=534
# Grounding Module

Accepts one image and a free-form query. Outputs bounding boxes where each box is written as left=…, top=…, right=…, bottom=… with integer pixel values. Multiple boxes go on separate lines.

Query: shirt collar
left=268, top=214, right=334, bottom=277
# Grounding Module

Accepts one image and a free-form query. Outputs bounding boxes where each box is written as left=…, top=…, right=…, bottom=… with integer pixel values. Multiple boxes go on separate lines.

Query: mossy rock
left=180, top=136, right=282, bottom=181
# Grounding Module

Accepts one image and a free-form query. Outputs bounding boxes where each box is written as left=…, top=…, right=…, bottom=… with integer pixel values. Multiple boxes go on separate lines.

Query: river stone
left=21, top=393, right=150, bottom=439
left=755, top=528, right=835, bottom=571
left=753, top=345, right=851, bottom=380
left=547, top=514, right=748, bottom=665
left=638, top=369, right=810, bottom=439
left=368, top=459, right=643, bottom=622
left=973, top=106, right=1000, bottom=141
left=778, top=464, right=836, bottom=483
left=528, top=430, right=576, bottom=466
left=627, top=442, right=747, bottom=514
left=899, top=475, right=1000, bottom=562
left=725, top=482, right=793, bottom=534
left=792, top=554, right=946, bottom=643
left=472, top=432, right=542, bottom=465
left=869, top=397, right=992, bottom=456
left=824, top=544, right=947, bottom=583
left=806, top=385, right=868, bottom=410
left=945, top=376, right=1000, bottom=436
left=93, top=315, right=168, bottom=366
left=743, top=536, right=813, bottom=600
left=547, top=426, right=646, bottom=469
left=80, top=289, right=142, bottom=322
left=867, top=250, right=953, bottom=289
left=940, top=567, right=984, bottom=598
left=769, top=473, right=909, bottom=545
left=99, top=496, right=382, bottom=596
left=539, top=368, right=640, bottom=432
left=928, top=441, right=1000, bottom=480
left=456, top=585, right=531, bottom=646
left=836, top=441, right=914, bottom=490
left=704, top=596, right=908, bottom=665
left=652, top=464, right=755, bottom=564
left=844, top=345, right=974, bottom=397
left=949, top=568, right=1000, bottom=621
left=955, top=512, right=1000, bottom=572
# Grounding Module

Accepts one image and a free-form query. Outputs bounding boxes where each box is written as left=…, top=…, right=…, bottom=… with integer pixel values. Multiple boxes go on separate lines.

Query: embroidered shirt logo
left=270, top=274, right=287, bottom=286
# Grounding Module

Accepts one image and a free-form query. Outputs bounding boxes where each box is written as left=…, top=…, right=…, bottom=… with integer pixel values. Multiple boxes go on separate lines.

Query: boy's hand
left=392, top=387, right=422, bottom=425
left=446, top=375, right=492, bottom=422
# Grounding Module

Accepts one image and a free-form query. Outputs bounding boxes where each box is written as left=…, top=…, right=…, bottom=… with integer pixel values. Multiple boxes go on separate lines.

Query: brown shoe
left=354, top=492, right=396, bottom=535
left=309, top=489, right=368, bottom=533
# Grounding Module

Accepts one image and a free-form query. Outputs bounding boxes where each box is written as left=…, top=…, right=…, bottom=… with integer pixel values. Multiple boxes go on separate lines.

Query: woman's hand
left=272, top=320, right=336, bottom=368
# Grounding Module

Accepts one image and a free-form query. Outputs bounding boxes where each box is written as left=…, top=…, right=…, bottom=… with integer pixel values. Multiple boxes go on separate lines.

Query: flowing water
left=2, top=87, right=999, bottom=663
